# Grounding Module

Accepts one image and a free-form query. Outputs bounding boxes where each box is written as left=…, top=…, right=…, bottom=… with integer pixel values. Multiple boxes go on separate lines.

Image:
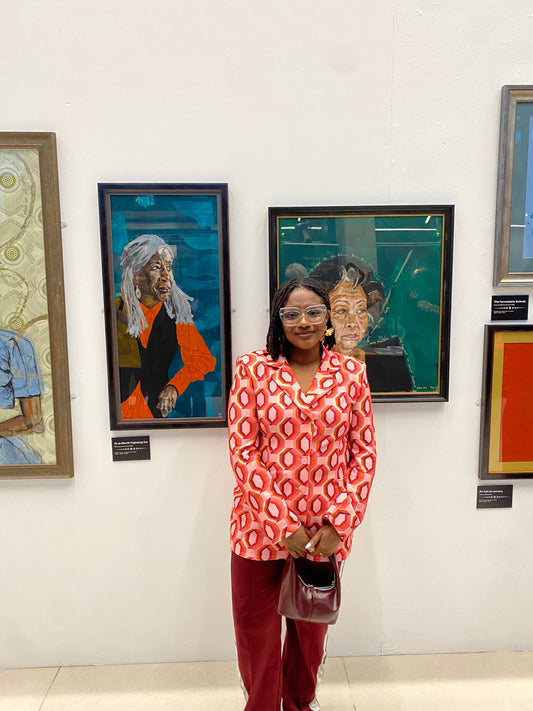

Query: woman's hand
left=157, top=385, right=178, bottom=417
left=305, top=523, right=341, bottom=557
left=282, top=525, right=312, bottom=558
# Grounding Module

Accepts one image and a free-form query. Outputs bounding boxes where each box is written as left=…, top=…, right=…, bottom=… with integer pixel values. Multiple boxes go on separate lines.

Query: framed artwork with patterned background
left=0, top=133, right=73, bottom=478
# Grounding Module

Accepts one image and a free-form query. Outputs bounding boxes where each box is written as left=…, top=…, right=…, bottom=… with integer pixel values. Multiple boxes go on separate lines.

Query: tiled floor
left=1, top=652, right=532, bottom=710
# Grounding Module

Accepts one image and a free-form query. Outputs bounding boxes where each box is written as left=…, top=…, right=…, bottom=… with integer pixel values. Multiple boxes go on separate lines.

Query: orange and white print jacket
left=228, top=348, right=376, bottom=561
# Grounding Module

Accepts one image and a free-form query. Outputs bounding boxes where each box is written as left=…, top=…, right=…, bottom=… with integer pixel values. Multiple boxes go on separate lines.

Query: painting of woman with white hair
left=116, top=232, right=215, bottom=420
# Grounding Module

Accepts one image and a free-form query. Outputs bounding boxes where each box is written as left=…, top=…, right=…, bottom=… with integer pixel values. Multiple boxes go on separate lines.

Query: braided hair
left=266, top=278, right=335, bottom=359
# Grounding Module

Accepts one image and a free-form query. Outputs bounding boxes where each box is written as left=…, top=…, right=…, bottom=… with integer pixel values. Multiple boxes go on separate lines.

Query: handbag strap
left=328, top=554, right=340, bottom=579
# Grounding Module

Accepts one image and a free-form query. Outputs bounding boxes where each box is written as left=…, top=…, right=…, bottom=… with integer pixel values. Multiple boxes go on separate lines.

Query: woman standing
left=228, top=278, right=377, bottom=711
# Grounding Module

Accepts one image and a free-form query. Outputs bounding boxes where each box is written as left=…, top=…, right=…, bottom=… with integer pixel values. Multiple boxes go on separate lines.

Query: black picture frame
left=99, top=183, right=231, bottom=429
left=269, top=204, right=454, bottom=403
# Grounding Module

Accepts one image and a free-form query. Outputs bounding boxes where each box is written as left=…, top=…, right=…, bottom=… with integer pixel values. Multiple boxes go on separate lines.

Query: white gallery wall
left=1, top=0, right=533, bottom=669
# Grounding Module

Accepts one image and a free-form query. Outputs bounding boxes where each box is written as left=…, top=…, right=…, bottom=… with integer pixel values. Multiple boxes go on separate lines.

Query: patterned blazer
left=228, top=348, right=376, bottom=561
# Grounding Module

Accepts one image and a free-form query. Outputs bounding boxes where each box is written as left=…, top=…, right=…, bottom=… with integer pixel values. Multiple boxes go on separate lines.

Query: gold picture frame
left=0, top=132, right=73, bottom=478
left=479, top=325, right=533, bottom=479
left=494, top=85, right=533, bottom=285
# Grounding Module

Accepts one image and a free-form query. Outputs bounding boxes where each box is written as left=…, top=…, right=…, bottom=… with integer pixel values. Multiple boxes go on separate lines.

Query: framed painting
left=0, top=132, right=73, bottom=478
left=269, top=204, right=454, bottom=402
left=98, top=183, right=231, bottom=430
left=494, top=85, right=533, bottom=286
left=479, top=324, right=533, bottom=479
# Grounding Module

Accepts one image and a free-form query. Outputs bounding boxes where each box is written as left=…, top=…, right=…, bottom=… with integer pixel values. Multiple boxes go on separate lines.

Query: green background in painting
left=277, top=214, right=444, bottom=391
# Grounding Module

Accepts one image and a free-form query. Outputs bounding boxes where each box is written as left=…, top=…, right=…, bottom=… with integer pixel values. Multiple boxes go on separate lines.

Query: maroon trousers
left=231, top=552, right=328, bottom=711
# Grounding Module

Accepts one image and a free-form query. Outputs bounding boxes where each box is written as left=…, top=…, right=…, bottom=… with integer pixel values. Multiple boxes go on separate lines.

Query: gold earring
left=325, top=327, right=334, bottom=337
left=135, top=285, right=141, bottom=300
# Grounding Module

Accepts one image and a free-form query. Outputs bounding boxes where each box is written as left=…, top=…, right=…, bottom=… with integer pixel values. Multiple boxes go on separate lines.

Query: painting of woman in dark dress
left=116, top=233, right=216, bottom=420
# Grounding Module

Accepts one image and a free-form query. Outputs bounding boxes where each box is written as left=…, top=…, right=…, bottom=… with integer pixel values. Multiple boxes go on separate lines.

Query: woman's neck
left=286, top=344, right=322, bottom=367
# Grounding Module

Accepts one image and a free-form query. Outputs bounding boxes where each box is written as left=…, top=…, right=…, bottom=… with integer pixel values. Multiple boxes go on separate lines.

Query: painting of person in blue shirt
left=0, top=329, right=44, bottom=464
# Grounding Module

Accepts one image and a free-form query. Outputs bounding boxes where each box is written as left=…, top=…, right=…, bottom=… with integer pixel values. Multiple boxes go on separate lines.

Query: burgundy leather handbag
left=277, top=554, right=341, bottom=624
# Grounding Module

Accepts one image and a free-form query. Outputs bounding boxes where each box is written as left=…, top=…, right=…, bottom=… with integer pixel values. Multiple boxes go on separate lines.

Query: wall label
left=112, top=436, right=151, bottom=462
left=476, top=485, right=513, bottom=509
left=491, top=295, right=529, bottom=320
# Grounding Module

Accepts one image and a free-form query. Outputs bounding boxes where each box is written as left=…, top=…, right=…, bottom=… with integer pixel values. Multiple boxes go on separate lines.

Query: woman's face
left=329, top=282, right=369, bottom=355
left=280, top=287, right=328, bottom=356
left=133, top=248, right=173, bottom=307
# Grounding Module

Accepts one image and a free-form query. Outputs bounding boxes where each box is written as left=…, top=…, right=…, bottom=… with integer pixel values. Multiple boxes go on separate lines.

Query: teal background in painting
left=109, top=192, right=223, bottom=419
left=277, top=214, right=444, bottom=391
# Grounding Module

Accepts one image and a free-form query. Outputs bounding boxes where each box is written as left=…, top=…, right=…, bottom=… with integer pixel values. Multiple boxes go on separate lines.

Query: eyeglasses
left=279, top=304, right=328, bottom=325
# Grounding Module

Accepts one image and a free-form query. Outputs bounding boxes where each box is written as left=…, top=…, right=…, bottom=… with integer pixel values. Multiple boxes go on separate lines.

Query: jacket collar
left=267, top=348, right=344, bottom=409
left=267, top=347, right=342, bottom=371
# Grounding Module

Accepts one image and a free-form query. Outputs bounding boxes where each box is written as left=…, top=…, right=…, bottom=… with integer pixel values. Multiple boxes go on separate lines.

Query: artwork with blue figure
left=0, top=330, right=45, bottom=464
left=509, top=102, right=533, bottom=271
left=522, top=115, right=533, bottom=259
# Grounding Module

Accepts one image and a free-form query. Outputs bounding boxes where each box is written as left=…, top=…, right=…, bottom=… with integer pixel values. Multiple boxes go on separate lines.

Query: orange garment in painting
left=117, top=299, right=215, bottom=420
left=228, top=348, right=376, bottom=562
left=500, top=342, right=533, bottom=462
